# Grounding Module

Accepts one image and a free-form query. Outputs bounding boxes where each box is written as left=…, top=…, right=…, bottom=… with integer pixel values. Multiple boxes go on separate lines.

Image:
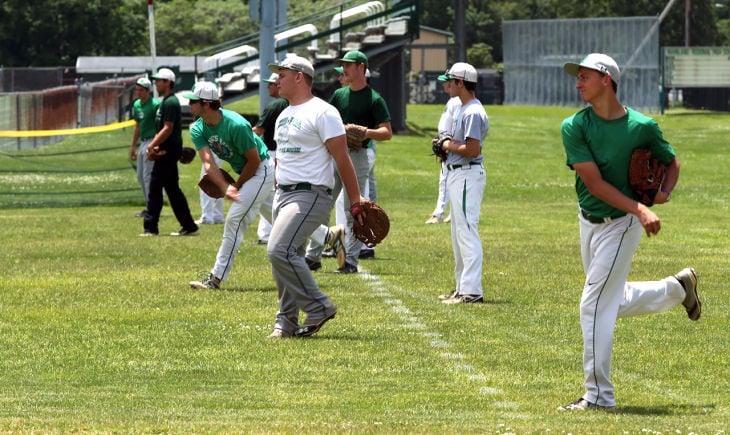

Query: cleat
left=425, top=215, right=444, bottom=224
left=675, top=267, right=701, bottom=321
left=442, top=294, right=484, bottom=304
left=171, top=227, right=199, bottom=236
left=334, top=262, right=358, bottom=274
left=306, top=258, right=322, bottom=271
left=557, top=398, right=615, bottom=412
left=438, top=289, right=458, bottom=300
left=189, top=273, right=221, bottom=290
left=294, top=307, right=337, bottom=337
left=327, top=225, right=347, bottom=269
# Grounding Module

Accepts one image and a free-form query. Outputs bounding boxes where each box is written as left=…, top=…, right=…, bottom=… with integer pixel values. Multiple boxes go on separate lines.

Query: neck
left=203, top=109, right=222, bottom=126
left=287, top=91, right=314, bottom=106
left=349, top=77, right=367, bottom=91
left=590, top=95, right=626, bottom=120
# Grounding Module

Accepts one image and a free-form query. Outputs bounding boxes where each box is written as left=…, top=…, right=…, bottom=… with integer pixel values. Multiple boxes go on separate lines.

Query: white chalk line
left=360, top=269, right=519, bottom=410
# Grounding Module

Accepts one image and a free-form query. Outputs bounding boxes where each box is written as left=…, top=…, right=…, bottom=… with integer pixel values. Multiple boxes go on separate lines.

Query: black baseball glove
left=432, top=133, right=451, bottom=161
left=179, top=146, right=196, bottom=164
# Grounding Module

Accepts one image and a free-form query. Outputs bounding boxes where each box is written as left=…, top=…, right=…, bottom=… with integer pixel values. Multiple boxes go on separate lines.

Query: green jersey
left=133, top=97, right=159, bottom=140
left=562, top=106, right=675, bottom=218
left=190, top=109, right=269, bottom=174
left=329, top=85, right=390, bottom=149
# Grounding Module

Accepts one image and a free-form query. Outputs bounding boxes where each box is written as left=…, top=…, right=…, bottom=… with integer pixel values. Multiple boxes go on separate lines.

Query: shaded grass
left=0, top=105, right=728, bottom=432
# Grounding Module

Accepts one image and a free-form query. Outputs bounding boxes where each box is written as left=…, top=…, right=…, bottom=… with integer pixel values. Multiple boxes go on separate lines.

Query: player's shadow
left=617, top=403, right=715, bottom=415
left=224, top=285, right=278, bottom=294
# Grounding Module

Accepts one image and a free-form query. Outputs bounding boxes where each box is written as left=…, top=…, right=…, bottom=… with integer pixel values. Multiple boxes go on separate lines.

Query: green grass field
left=0, top=105, right=728, bottom=432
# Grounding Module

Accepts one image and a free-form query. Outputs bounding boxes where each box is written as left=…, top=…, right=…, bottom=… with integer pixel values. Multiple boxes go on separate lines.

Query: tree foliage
left=0, top=0, right=725, bottom=67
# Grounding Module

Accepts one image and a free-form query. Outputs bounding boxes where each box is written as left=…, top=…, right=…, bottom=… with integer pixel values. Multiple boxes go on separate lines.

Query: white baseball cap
left=262, top=72, right=279, bottom=83
left=151, top=67, right=176, bottom=82
left=183, top=81, right=219, bottom=101
left=445, top=62, right=478, bottom=83
left=268, top=55, right=314, bottom=78
left=564, top=53, right=620, bottom=84
left=135, top=77, right=152, bottom=91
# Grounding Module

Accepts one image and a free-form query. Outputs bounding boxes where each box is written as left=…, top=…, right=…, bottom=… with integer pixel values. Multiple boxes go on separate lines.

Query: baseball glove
left=146, top=145, right=166, bottom=161
left=345, top=123, right=367, bottom=151
left=628, top=148, right=666, bottom=207
left=432, top=133, right=451, bottom=161
left=350, top=200, right=390, bottom=247
left=198, top=168, right=236, bottom=199
left=179, top=146, right=196, bottom=164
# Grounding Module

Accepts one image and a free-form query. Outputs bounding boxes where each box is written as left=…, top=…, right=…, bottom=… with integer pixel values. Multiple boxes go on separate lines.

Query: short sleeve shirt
left=329, top=85, right=391, bottom=149
left=562, top=106, right=675, bottom=217
left=133, top=97, right=159, bottom=140
left=155, top=94, right=183, bottom=156
left=274, top=97, right=345, bottom=188
left=444, top=98, right=489, bottom=166
left=190, top=109, right=269, bottom=174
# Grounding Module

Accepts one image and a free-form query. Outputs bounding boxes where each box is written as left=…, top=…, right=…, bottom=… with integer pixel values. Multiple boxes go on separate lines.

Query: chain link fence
left=0, top=76, right=138, bottom=151
left=502, top=17, right=659, bottom=112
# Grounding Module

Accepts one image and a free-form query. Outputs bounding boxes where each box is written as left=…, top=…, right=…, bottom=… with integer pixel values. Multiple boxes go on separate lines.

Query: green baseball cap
left=337, top=50, right=368, bottom=66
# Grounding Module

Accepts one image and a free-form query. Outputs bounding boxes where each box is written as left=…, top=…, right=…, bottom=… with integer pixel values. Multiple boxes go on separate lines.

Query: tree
left=0, top=0, right=145, bottom=67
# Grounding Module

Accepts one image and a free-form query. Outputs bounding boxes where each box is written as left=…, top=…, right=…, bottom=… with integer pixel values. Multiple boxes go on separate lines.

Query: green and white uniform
left=133, top=96, right=159, bottom=204
left=562, top=106, right=686, bottom=408
left=444, top=98, right=488, bottom=297
left=190, top=109, right=274, bottom=283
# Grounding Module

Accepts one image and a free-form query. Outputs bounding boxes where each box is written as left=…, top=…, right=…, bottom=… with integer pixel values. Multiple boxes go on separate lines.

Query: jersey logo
left=208, top=135, right=231, bottom=158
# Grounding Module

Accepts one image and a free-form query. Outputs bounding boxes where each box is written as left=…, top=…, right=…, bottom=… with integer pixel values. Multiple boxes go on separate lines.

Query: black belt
left=581, top=209, right=626, bottom=224
left=278, top=183, right=332, bottom=195
left=447, top=162, right=481, bottom=171
left=141, top=136, right=154, bottom=140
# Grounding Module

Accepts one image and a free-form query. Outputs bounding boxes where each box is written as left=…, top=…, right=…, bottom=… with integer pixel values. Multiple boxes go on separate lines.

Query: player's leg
left=211, top=162, right=275, bottom=282
left=579, top=215, right=641, bottom=408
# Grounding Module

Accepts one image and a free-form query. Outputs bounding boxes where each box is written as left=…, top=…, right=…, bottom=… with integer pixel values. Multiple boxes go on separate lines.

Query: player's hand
left=225, top=184, right=240, bottom=203
left=637, top=204, right=660, bottom=236
left=349, top=196, right=367, bottom=226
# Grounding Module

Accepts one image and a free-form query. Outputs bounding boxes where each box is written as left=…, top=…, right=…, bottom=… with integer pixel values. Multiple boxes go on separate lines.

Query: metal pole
left=454, top=0, right=466, bottom=61
left=148, top=0, right=157, bottom=83
left=685, top=0, right=691, bottom=47
left=259, top=0, right=276, bottom=113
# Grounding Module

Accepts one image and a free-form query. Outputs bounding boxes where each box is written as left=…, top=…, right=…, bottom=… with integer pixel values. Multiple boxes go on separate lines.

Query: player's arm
left=653, top=156, right=680, bottom=205
left=363, top=121, right=392, bottom=142
left=443, top=136, right=481, bottom=159
left=232, top=147, right=261, bottom=189
left=252, top=125, right=265, bottom=137
left=130, top=122, right=141, bottom=160
left=147, top=121, right=173, bottom=154
left=573, top=161, right=660, bottom=236
left=326, top=134, right=364, bottom=223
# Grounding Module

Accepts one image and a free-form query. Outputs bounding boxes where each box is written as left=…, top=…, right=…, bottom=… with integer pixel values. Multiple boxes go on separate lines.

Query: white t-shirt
left=445, top=98, right=489, bottom=166
left=438, top=96, right=461, bottom=134
left=274, top=96, right=345, bottom=188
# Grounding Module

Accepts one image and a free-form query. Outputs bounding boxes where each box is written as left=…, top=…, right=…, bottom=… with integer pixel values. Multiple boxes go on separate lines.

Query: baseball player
left=128, top=77, right=159, bottom=217
left=558, top=53, right=701, bottom=411
left=252, top=72, right=289, bottom=244
left=265, top=55, right=365, bottom=338
left=185, top=81, right=274, bottom=290
left=141, top=68, right=198, bottom=237
left=436, top=62, right=489, bottom=304
left=426, top=73, right=460, bottom=224
left=305, top=50, right=392, bottom=274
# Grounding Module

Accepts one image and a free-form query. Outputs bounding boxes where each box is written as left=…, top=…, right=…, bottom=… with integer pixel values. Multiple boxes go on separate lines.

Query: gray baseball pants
left=268, top=185, right=336, bottom=335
